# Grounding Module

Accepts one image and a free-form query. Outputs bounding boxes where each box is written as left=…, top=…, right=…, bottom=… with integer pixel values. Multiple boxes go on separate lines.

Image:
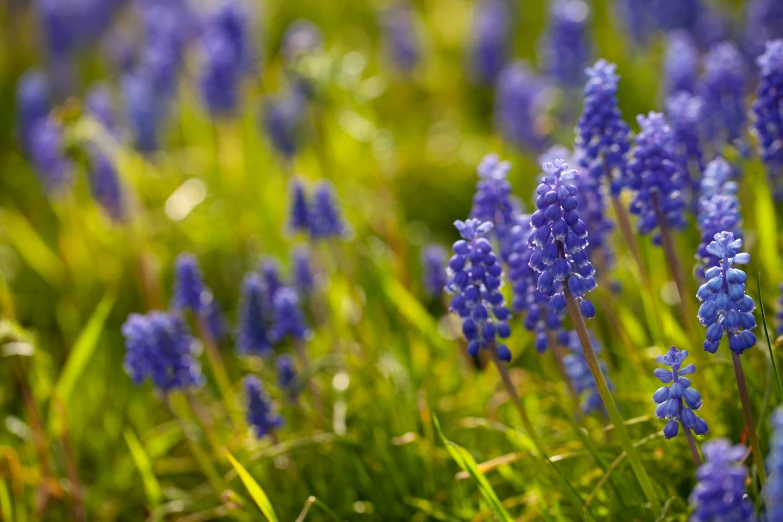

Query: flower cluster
left=122, top=312, right=203, bottom=392
left=689, top=439, right=756, bottom=522
left=16, top=70, right=50, bottom=154
left=470, top=154, right=517, bottom=259
left=652, top=346, right=707, bottom=439
left=276, top=354, right=300, bottom=403
left=767, top=407, right=783, bottom=519
left=29, top=117, right=72, bottom=192
left=236, top=273, right=273, bottom=356
left=695, top=158, right=742, bottom=279
left=264, top=88, right=306, bottom=160
left=244, top=375, right=283, bottom=439
left=291, top=247, right=315, bottom=297
left=446, top=219, right=512, bottom=361
left=469, top=0, right=512, bottom=83
left=172, top=253, right=227, bottom=340
left=85, top=84, right=124, bottom=221
left=696, top=232, right=756, bottom=354
left=494, top=62, right=551, bottom=153
left=286, top=179, right=349, bottom=239
left=745, top=0, right=783, bottom=62
left=700, top=42, right=747, bottom=154
left=575, top=59, right=630, bottom=196
left=380, top=2, right=421, bottom=74
left=663, top=31, right=698, bottom=97
left=563, top=330, right=611, bottom=414
left=750, top=39, right=783, bottom=200
left=665, top=91, right=705, bottom=201
left=539, top=0, right=591, bottom=90
left=421, top=244, right=447, bottom=298
left=627, top=112, right=687, bottom=244
left=528, top=160, right=597, bottom=318
left=271, top=288, right=311, bottom=343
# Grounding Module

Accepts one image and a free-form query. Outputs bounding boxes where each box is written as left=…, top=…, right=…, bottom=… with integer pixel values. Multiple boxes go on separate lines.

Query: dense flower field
left=2, top=0, right=783, bottom=520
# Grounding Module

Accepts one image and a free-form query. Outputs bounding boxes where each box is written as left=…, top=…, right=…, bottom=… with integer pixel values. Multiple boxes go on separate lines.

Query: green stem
left=731, top=351, right=767, bottom=486
left=564, top=288, right=662, bottom=512
left=196, top=317, right=243, bottom=428
left=683, top=428, right=701, bottom=467
left=757, top=275, right=783, bottom=403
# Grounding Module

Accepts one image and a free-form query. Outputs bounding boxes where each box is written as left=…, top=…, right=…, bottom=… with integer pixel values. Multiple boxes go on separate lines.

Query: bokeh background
left=0, top=0, right=781, bottom=520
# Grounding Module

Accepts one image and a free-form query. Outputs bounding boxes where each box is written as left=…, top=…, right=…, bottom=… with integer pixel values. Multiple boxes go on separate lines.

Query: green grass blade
left=52, top=291, right=116, bottom=406
left=757, top=274, right=783, bottom=403
left=0, top=207, right=67, bottom=287
left=123, top=428, right=162, bottom=507
left=433, top=414, right=513, bottom=522
left=381, top=276, right=440, bottom=344
left=225, top=449, right=279, bottom=522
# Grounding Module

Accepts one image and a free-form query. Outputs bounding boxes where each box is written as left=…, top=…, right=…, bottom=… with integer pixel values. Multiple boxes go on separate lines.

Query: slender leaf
left=225, top=449, right=279, bottom=522
left=757, top=274, right=783, bottom=402
left=123, top=428, right=162, bottom=507
left=0, top=207, right=67, bottom=287
left=433, top=415, right=513, bottom=522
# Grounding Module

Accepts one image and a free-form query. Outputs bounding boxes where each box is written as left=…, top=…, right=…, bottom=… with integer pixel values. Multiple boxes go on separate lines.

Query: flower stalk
left=731, top=350, right=767, bottom=485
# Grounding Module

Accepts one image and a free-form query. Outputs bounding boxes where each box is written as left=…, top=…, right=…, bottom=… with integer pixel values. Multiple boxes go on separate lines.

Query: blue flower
left=652, top=346, right=707, bottom=439
left=446, top=219, right=513, bottom=361
left=539, top=0, right=591, bottom=90
left=260, top=257, right=283, bottom=307
left=199, top=27, right=240, bottom=117
left=288, top=178, right=312, bottom=234
left=663, top=31, right=698, bottom=96
left=276, top=354, right=300, bottom=403
left=236, top=273, right=273, bottom=356
left=695, top=158, right=742, bottom=279
left=468, top=0, right=512, bottom=84
left=263, top=89, right=306, bottom=159
left=767, top=407, right=783, bottom=519
left=689, top=439, right=756, bottom=522
left=744, top=0, right=783, bottom=63
left=665, top=91, right=705, bottom=203
left=122, top=72, right=165, bottom=153
left=16, top=70, right=50, bottom=154
left=470, top=154, right=518, bottom=259
left=291, top=246, right=315, bottom=297
left=88, top=152, right=124, bottom=222
left=244, top=375, right=283, bottom=438
left=29, top=117, right=72, bottom=192
left=172, top=253, right=227, bottom=340
left=777, top=281, right=783, bottom=337
left=494, top=62, right=551, bottom=153
left=310, top=181, right=348, bottom=239
left=85, top=83, right=118, bottom=135
left=700, top=42, right=747, bottom=154
left=652, top=0, right=701, bottom=33
left=696, top=232, right=756, bottom=355
left=380, top=2, right=421, bottom=74
left=613, top=0, right=656, bottom=47
left=271, top=287, right=311, bottom=343
left=750, top=39, right=783, bottom=200
left=122, top=311, right=204, bottom=392
left=627, top=112, right=687, bottom=244
left=281, top=20, right=323, bottom=66
left=527, top=159, right=597, bottom=319
left=575, top=59, right=631, bottom=196
left=564, top=330, right=611, bottom=414
left=209, top=0, right=257, bottom=75
left=421, top=244, right=447, bottom=298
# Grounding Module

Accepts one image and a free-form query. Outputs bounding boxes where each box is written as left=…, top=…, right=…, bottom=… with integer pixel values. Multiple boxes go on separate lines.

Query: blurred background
left=0, top=0, right=781, bottom=520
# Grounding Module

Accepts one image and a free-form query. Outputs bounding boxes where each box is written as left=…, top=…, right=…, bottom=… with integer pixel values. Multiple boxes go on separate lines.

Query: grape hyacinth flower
left=695, top=158, right=742, bottom=279
left=236, top=273, right=273, bottom=356
left=29, top=117, right=72, bottom=192
left=494, top=62, right=551, bottom=153
left=697, top=232, right=756, bottom=354
left=310, top=181, right=348, bottom=239
left=276, top=354, right=300, bottom=402
left=16, top=70, right=51, bottom=153
left=200, top=27, right=240, bottom=117
left=263, top=89, right=306, bottom=160
left=445, top=219, right=512, bottom=361
left=613, top=0, right=657, bottom=47
left=288, top=178, right=312, bottom=234
left=122, top=311, right=204, bottom=392
left=689, top=439, right=756, bottom=522
left=260, top=257, right=283, bottom=306
left=172, top=254, right=226, bottom=340
left=88, top=152, right=124, bottom=222
left=767, top=407, right=783, bottom=519
left=745, top=0, right=783, bottom=63
left=85, top=83, right=117, bottom=134
left=700, top=42, right=747, bottom=154
left=750, top=39, right=783, bottom=200
left=527, top=160, right=597, bottom=319
left=421, top=244, right=448, bottom=299
left=122, top=72, right=165, bottom=153
left=777, top=282, right=783, bottom=337
left=380, top=2, right=421, bottom=74
left=292, top=246, right=315, bottom=297
left=468, top=0, right=512, bottom=84
left=665, top=91, right=705, bottom=203
left=244, top=375, right=283, bottom=439
left=563, top=331, right=611, bottom=415
left=653, top=0, right=701, bottom=33
left=663, top=31, right=698, bottom=97
left=574, top=59, right=630, bottom=197
left=652, top=346, right=707, bottom=440
left=627, top=112, right=687, bottom=244
left=209, top=0, right=257, bottom=75
left=281, top=20, right=324, bottom=66
left=539, top=0, right=591, bottom=90
left=271, top=288, right=311, bottom=343
left=470, top=154, right=516, bottom=259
